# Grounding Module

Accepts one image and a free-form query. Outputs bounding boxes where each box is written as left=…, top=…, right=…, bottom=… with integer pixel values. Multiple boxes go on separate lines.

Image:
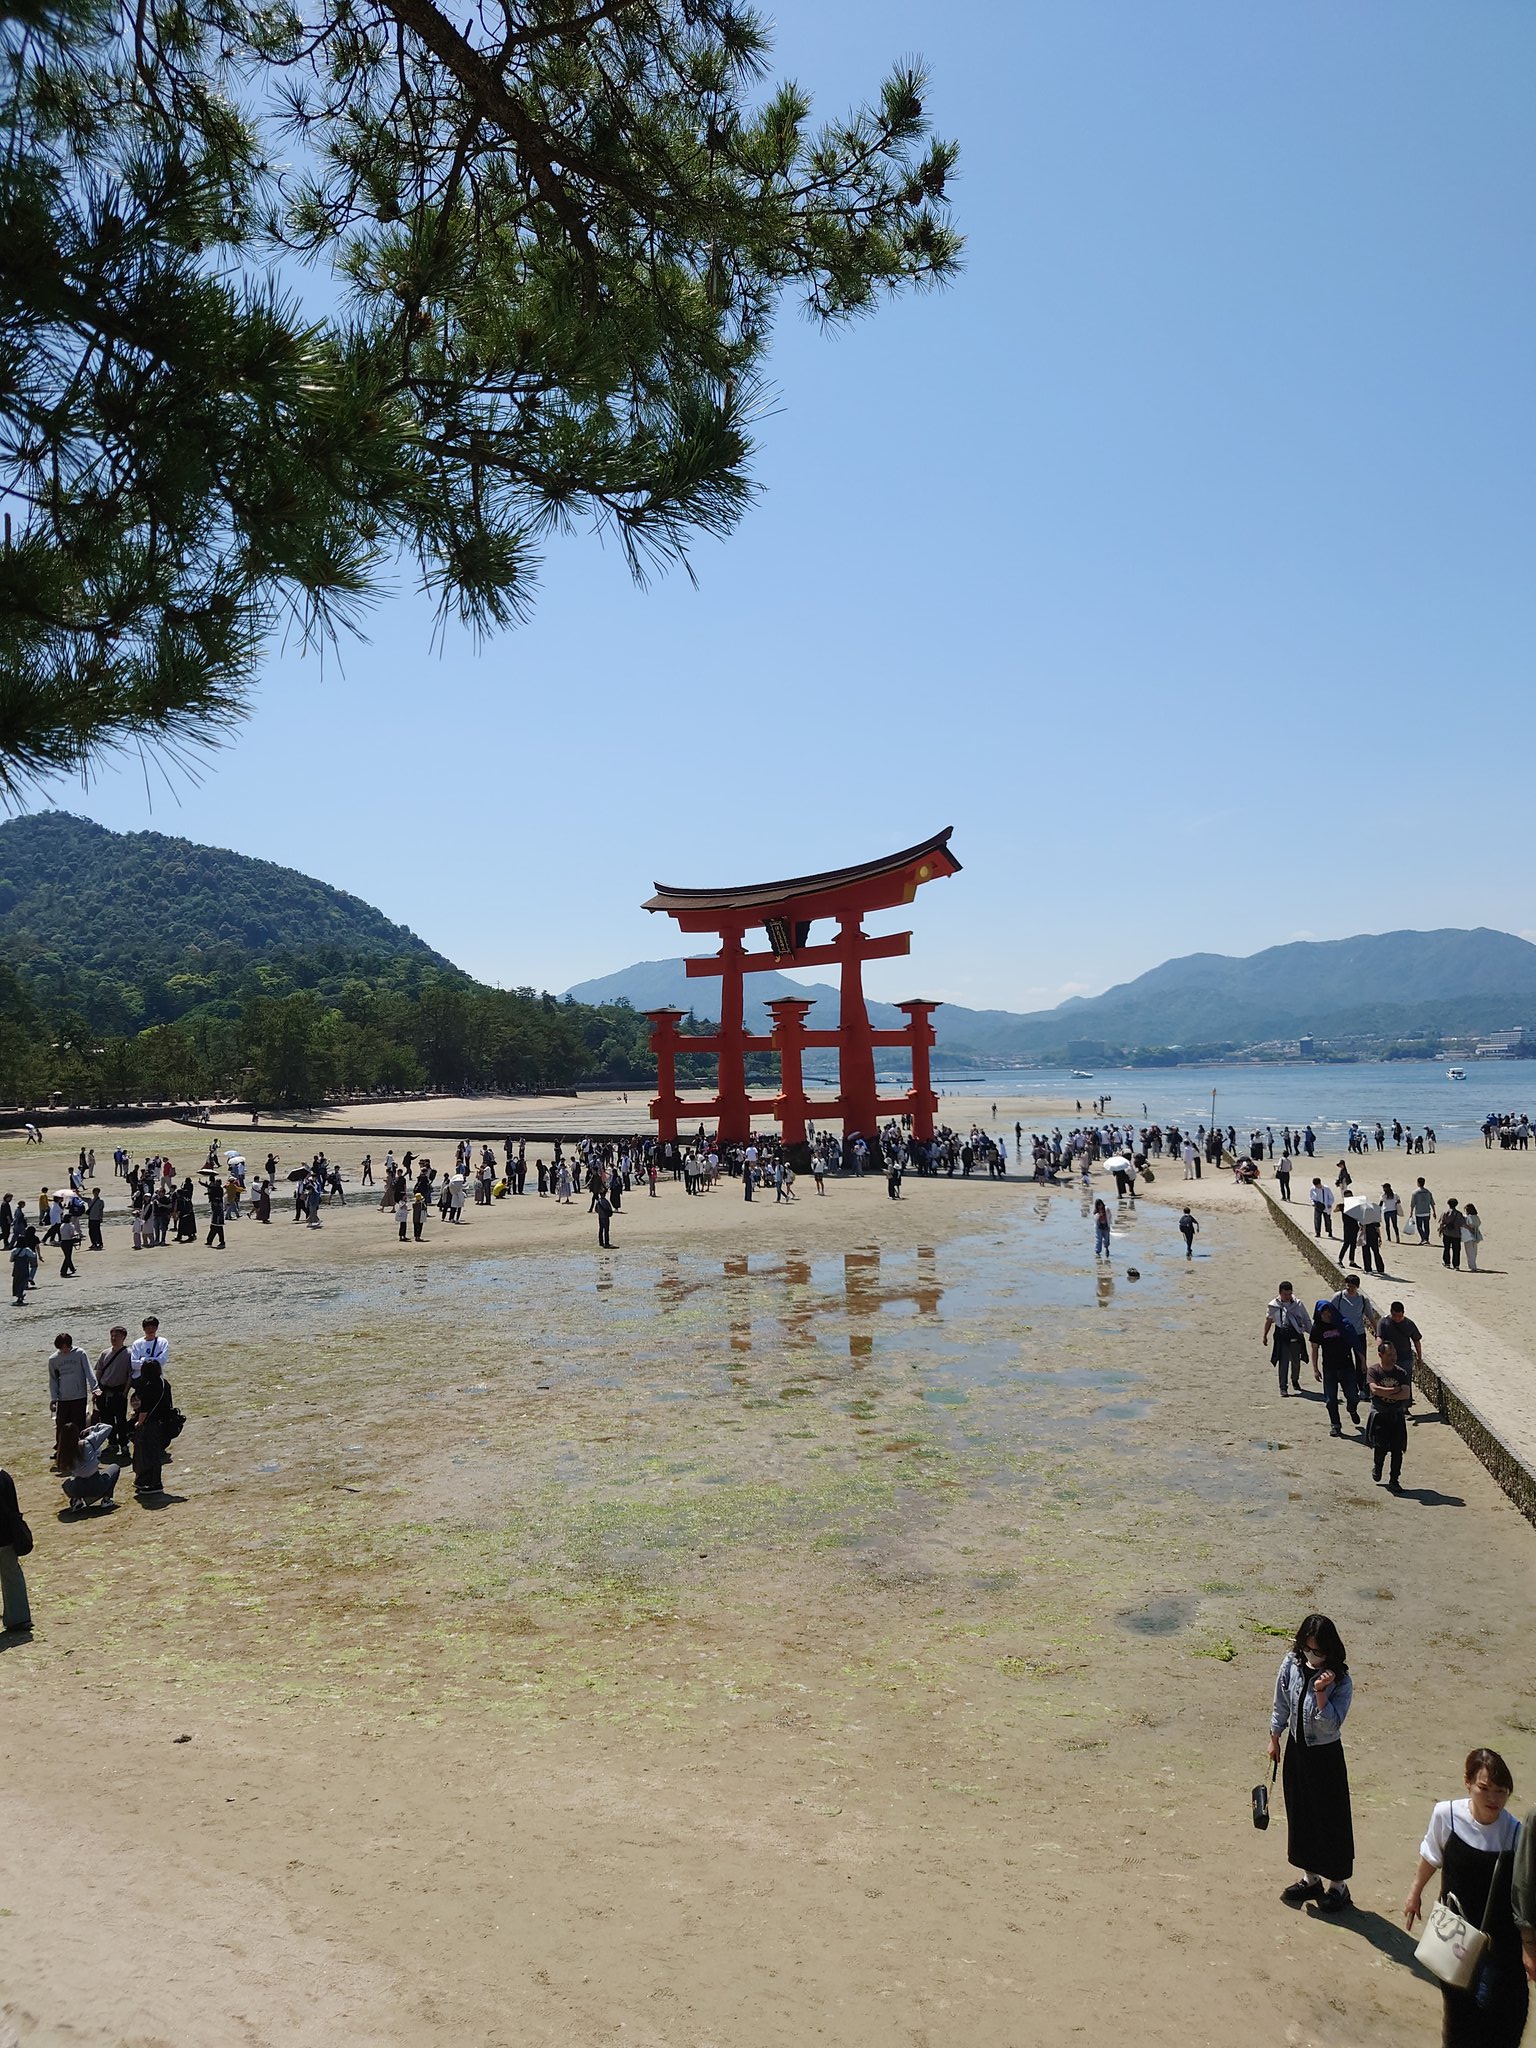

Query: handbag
left=1415, top=1854, right=1505, bottom=1990
left=1251, top=1756, right=1277, bottom=1830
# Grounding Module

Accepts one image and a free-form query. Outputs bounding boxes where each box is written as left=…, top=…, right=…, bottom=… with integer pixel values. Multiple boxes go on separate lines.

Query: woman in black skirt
left=1405, top=1748, right=1526, bottom=2047
left=1267, top=1613, right=1354, bottom=1914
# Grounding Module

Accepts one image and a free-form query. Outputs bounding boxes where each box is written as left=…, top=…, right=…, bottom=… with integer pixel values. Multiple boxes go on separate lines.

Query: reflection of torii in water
left=683, top=1245, right=942, bottom=1360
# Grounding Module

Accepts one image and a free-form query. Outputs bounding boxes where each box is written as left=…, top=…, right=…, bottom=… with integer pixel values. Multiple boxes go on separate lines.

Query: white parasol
left=1102, top=1155, right=1132, bottom=1174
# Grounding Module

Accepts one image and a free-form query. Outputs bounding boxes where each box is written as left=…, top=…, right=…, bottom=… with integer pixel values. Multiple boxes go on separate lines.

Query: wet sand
left=2, top=1134, right=1535, bottom=2046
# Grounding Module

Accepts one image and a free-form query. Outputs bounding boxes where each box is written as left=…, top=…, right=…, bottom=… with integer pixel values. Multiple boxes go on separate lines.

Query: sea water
left=927, top=1058, right=1527, bottom=1144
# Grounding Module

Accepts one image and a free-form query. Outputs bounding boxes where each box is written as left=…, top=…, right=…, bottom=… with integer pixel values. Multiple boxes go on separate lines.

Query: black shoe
left=1317, top=1886, right=1351, bottom=1915
left=1329, top=1424, right=1342, bottom=1437
left=1348, top=1411, right=1361, bottom=1426
left=1388, top=1479, right=1403, bottom=1495
left=1282, top=1878, right=1323, bottom=1906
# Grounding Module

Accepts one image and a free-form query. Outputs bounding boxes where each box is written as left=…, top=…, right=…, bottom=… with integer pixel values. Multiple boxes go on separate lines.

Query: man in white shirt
left=1309, top=1179, right=1334, bottom=1239
left=130, top=1316, right=168, bottom=1382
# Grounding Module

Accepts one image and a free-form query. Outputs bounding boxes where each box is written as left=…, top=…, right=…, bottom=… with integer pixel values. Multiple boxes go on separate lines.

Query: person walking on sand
left=1439, top=1197, right=1466, bottom=1270
left=1263, top=1282, right=1310, bottom=1396
left=1178, top=1207, right=1199, bottom=1258
left=595, top=1189, right=613, bottom=1248
left=1354, top=1196, right=1385, bottom=1276
left=1268, top=1614, right=1355, bottom=1917
left=1276, top=1153, right=1293, bottom=1201
left=1309, top=1178, right=1334, bottom=1239
left=1510, top=1782, right=1536, bottom=2010
left=56, top=1206, right=80, bottom=1277
left=1463, top=1203, right=1483, bottom=1273
left=1337, top=1198, right=1360, bottom=1269
left=395, top=1192, right=409, bottom=1242
left=1409, top=1177, right=1437, bottom=1244
left=1378, top=1299, right=1424, bottom=1375
left=1406, top=1748, right=1525, bottom=2048
left=0, top=1466, right=32, bottom=1635
left=1309, top=1302, right=1362, bottom=1434
left=1331, top=1274, right=1369, bottom=1383
left=10, top=1229, right=36, bottom=1305
left=1093, top=1198, right=1112, bottom=1260
left=1380, top=1183, right=1401, bottom=1244
left=1367, top=1332, right=1413, bottom=1493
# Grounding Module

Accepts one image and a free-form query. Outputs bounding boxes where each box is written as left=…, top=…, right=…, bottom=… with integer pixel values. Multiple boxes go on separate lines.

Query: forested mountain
left=0, top=812, right=446, bottom=1020
left=0, top=813, right=699, bottom=1107
left=573, top=929, right=1536, bottom=1060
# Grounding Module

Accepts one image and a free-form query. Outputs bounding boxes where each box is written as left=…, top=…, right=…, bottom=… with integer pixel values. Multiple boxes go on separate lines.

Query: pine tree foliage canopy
left=0, top=0, right=961, bottom=795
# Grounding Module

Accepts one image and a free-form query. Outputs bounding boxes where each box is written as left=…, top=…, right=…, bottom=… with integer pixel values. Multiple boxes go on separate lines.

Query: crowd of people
left=1, top=1314, right=184, bottom=1634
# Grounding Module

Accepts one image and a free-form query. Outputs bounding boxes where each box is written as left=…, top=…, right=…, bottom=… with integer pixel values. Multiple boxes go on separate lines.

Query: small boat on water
left=1447, top=1066, right=1467, bottom=1081
left=1071, top=1069, right=1095, bottom=1079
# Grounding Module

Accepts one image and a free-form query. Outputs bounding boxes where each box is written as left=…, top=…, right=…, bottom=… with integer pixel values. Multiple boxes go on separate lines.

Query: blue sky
left=40, top=1, right=1535, bottom=1012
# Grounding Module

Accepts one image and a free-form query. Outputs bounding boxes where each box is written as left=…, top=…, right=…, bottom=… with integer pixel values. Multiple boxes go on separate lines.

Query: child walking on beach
left=1179, top=1208, right=1200, bottom=1258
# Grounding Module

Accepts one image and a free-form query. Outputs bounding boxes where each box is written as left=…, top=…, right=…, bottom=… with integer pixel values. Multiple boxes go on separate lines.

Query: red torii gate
left=643, top=829, right=961, bottom=1151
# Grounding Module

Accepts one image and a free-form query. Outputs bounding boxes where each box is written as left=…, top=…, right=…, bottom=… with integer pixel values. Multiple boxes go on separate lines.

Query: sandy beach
left=2, top=1120, right=1535, bottom=2047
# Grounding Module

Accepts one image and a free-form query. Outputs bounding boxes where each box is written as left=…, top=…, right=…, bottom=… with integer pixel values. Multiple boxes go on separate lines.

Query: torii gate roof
left=643, top=827, right=960, bottom=924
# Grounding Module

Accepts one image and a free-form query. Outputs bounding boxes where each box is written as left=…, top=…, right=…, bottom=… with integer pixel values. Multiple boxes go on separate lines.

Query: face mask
left=1303, top=1652, right=1324, bottom=1671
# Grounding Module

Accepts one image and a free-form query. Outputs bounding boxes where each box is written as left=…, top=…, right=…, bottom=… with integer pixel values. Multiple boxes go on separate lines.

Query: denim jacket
left=1270, top=1652, right=1352, bottom=1746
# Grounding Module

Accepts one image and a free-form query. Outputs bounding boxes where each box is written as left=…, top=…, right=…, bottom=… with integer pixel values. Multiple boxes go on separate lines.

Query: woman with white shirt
left=1405, top=1748, right=1525, bottom=2046
left=1462, top=1204, right=1484, bottom=1273
left=1267, top=1613, right=1354, bottom=1914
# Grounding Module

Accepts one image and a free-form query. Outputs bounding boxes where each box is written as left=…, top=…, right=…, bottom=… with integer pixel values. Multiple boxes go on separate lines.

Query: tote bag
left=1415, top=1856, right=1505, bottom=1991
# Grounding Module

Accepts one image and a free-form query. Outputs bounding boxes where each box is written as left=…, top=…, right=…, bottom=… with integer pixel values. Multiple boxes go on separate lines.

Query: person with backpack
left=0, top=1466, right=32, bottom=1633
left=130, top=1358, right=181, bottom=1496
left=1310, top=1302, right=1363, bottom=1435
left=1178, top=1207, right=1200, bottom=1258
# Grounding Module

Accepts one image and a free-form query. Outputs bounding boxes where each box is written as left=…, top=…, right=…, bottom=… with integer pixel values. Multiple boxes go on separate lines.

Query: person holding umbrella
left=1337, top=1194, right=1361, bottom=1268
left=1356, top=1194, right=1385, bottom=1275
left=1339, top=1191, right=1384, bottom=1274
left=1105, top=1154, right=1135, bottom=1201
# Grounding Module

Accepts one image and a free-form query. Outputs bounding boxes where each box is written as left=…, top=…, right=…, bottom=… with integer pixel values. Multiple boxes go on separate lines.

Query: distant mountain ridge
left=568, top=928, right=1536, bottom=1056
